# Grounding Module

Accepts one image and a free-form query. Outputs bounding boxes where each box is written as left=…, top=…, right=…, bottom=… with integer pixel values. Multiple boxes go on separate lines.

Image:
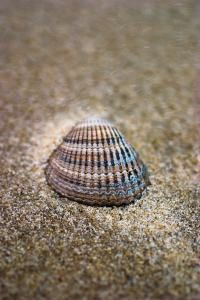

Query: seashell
left=45, top=117, right=150, bottom=206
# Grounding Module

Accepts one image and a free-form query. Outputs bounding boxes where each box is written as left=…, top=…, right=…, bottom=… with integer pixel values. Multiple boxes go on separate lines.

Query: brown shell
left=45, top=117, right=150, bottom=206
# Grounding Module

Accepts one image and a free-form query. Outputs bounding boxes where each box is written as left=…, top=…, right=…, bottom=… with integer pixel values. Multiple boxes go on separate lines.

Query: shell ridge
left=48, top=177, right=148, bottom=198
left=49, top=146, right=146, bottom=187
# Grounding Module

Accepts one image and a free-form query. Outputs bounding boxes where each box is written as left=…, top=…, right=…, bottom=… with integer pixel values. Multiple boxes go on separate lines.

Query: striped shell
left=45, top=117, right=150, bottom=206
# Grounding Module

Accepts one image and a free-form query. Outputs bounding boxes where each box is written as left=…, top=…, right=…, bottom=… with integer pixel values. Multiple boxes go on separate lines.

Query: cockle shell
left=45, top=117, right=150, bottom=206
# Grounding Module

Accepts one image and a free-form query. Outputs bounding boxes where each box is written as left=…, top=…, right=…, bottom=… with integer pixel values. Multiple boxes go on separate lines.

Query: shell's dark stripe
left=74, top=126, right=80, bottom=145
left=93, top=124, right=97, bottom=148
left=91, top=125, right=95, bottom=145
left=70, top=128, right=76, bottom=144
left=116, top=133, right=132, bottom=185
left=70, top=126, right=77, bottom=144
left=79, top=125, right=86, bottom=186
left=95, top=125, right=101, bottom=187
left=111, top=126, right=118, bottom=140
left=108, top=126, right=121, bottom=185
left=105, top=126, right=115, bottom=147
left=81, top=123, right=87, bottom=176
left=97, top=127, right=101, bottom=168
left=111, top=126, right=124, bottom=185
left=77, top=126, right=83, bottom=167
left=112, top=129, right=118, bottom=142
left=123, top=143, right=137, bottom=169
left=124, top=144, right=132, bottom=159
left=125, top=145, right=142, bottom=184
left=129, top=146, right=142, bottom=174
left=116, top=150, right=124, bottom=181
left=99, top=125, right=104, bottom=145
left=84, top=125, right=88, bottom=170
left=119, top=137, right=137, bottom=185
left=115, top=128, right=124, bottom=140
left=103, top=126, right=112, bottom=176
left=69, top=127, right=80, bottom=185
left=92, top=125, right=98, bottom=186
left=84, top=123, right=91, bottom=187
left=109, top=149, right=115, bottom=167
left=73, top=126, right=82, bottom=187
left=71, top=127, right=78, bottom=144
left=105, top=125, right=111, bottom=140
left=100, top=125, right=106, bottom=176
left=86, top=123, right=89, bottom=147
left=96, top=125, right=99, bottom=146
left=69, top=151, right=74, bottom=185
left=105, top=126, right=115, bottom=183
left=103, top=125, right=111, bottom=185
left=92, top=126, right=99, bottom=177
left=99, top=125, right=106, bottom=186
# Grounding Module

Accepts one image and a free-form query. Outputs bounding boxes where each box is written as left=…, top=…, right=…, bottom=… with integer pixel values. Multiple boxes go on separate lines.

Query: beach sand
left=1, top=0, right=200, bottom=299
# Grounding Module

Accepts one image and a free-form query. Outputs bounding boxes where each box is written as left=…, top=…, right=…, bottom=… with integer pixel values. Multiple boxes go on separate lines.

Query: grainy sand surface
left=1, top=0, right=200, bottom=299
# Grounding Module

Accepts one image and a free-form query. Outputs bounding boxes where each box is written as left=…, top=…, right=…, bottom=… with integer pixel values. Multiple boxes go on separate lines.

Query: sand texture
left=1, top=0, right=200, bottom=299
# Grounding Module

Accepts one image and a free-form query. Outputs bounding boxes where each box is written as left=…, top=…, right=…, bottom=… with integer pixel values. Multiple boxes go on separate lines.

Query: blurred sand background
left=1, top=0, right=200, bottom=299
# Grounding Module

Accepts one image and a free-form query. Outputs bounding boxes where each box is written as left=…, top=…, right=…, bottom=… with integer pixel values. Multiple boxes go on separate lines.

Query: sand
left=1, top=0, right=200, bottom=299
